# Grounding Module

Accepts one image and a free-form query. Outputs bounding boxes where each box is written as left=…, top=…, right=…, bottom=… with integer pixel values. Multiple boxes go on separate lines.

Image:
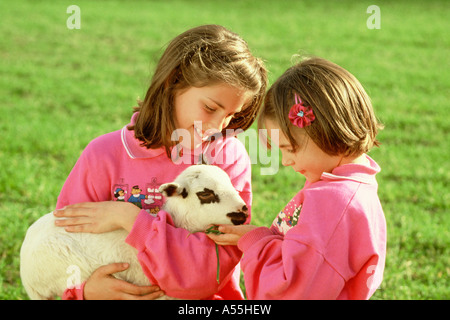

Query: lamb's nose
left=242, top=205, right=248, bottom=213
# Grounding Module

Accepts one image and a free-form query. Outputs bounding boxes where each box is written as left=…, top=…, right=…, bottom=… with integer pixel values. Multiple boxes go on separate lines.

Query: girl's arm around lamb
left=62, top=263, right=164, bottom=300
left=125, top=194, right=250, bottom=300
left=56, top=193, right=250, bottom=300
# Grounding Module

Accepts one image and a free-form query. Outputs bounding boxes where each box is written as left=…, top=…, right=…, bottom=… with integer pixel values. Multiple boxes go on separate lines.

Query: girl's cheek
left=281, top=152, right=294, bottom=167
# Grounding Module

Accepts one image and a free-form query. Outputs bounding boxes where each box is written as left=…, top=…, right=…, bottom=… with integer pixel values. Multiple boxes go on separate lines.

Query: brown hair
left=129, top=25, right=267, bottom=157
left=259, top=56, right=383, bottom=157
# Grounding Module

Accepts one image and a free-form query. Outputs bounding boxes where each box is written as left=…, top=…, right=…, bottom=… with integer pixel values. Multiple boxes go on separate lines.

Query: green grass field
left=1, top=0, right=448, bottom=300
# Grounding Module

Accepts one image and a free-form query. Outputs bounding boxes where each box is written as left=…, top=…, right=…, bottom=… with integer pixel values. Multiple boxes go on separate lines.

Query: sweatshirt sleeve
left=125, top=209, right=243, bottom=299
left=56, top=139, right=112, bottom=209
left=237, top=227, right=345, bottom=300
left=124, top=139, right=252, bottom=300
left=62, top=282, right=85, bottom=300
left=61, top=135, right=251, bottom=299
left=58, top=136, right=116, bottom=299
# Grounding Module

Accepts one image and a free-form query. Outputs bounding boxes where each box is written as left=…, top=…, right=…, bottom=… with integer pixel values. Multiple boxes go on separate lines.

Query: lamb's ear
left=159, top=183, right=189, bottom=198
left=159, top=183, right=181, bottom=197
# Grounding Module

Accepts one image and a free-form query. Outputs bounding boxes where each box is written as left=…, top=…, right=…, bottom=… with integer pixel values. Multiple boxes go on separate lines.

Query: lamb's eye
left=197, top=191, right=215, bottom=201
left=196, top=188, right=220, bottom=204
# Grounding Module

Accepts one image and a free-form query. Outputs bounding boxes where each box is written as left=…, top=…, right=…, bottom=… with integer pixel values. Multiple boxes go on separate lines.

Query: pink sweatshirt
left=237, top=155, right=386, bottom=300
left=58, top=114, right=252, bottom=300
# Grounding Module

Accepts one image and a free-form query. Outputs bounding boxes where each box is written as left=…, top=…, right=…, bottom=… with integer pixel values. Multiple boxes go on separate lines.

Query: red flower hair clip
left=288, top=93, right=315, bottom=128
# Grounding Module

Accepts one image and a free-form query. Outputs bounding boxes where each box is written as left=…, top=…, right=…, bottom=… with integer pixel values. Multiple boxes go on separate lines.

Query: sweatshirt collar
left=120, top=113, right=226, bottom=161
left=320, top=155, right=380, bottom=184
left=121, top=113, right=166, bottom=159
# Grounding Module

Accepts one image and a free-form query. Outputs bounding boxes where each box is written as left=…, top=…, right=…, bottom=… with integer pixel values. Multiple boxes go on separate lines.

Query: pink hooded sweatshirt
left=237, top=155, right=386, bottom=300
left=57, top=114, right=252, bottom=300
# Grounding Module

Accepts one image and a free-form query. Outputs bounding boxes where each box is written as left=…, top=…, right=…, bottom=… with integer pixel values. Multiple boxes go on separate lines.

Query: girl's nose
left=281, top=156, right=294, bottom=167
left=203, top=127, right=221, bottom=138
left=207, top=115, right=230, bottom=133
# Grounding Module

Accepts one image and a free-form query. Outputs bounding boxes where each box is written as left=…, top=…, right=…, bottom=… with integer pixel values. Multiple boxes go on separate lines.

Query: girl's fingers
left=54, top=208, right=89, bottom=218
left=96, top=262, right=130, bottom=275
left=54, top=213, right=97, bottom=233
left=64, top=224, right=93, bottom=233
left=217, top=224, right=239, bottom=234
left=206, top=232, right=241, bottom=246
left=119, top=281, right=163, bottom=297
left=53, top=202, right=102, bottom=217
left=64, top=202, right=97, bottom=209
left=54, top=216, right=91, bottom=227
left=94, top=263, right=165, bottom=300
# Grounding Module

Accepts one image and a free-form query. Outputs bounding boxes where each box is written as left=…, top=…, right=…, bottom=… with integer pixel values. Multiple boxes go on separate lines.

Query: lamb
left=20, top=165, right=248, bottom=300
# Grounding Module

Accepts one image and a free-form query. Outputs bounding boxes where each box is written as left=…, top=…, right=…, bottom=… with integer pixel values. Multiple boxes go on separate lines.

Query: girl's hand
left=206, top=224, right=259, bottom=246
left=54, top=201, right=141, bottom=233
left=83, top=263, right=165, bottom=300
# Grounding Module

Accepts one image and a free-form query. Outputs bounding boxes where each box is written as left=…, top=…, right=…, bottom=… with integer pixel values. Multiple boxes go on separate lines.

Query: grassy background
left=1, top=0, right=448, bottom=299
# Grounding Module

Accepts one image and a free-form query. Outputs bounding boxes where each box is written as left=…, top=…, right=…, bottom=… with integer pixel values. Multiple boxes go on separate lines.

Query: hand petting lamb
left=20, top=165, right=248, bottom=300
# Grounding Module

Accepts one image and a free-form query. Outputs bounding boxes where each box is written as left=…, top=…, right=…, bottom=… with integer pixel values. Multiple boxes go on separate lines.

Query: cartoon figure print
left=113, top=179, right=128, bottom=203
left=112, top=178, right=163, bottom=214
left=273, top=203, right=302, bottom=235
left=127, top=185, right=148, bottom=209
left=114, top=188, right=126, bottom=201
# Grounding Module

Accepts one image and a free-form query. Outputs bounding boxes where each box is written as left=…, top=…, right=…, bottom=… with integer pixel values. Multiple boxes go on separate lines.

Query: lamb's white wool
left=20, top=165, right=248, bottom=300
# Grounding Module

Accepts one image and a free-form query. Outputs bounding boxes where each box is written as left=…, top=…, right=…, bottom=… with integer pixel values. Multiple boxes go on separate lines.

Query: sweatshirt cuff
left=125, top=209, right=155, bottom=252
left=62, top=281, right=86, bottom=300
left=237, top=226, right=274, bottom=252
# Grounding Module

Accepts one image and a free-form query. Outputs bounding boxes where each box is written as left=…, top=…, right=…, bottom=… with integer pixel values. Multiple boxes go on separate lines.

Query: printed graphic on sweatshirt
left=127, top=185, right=147, bottom=209
left=112, top=177, right=163, bottom=215
left=272, top=201, right=302, bottom=235
left=144, top=178, right=163, bottom=213
left=113, top=181, right=128, bottom=202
